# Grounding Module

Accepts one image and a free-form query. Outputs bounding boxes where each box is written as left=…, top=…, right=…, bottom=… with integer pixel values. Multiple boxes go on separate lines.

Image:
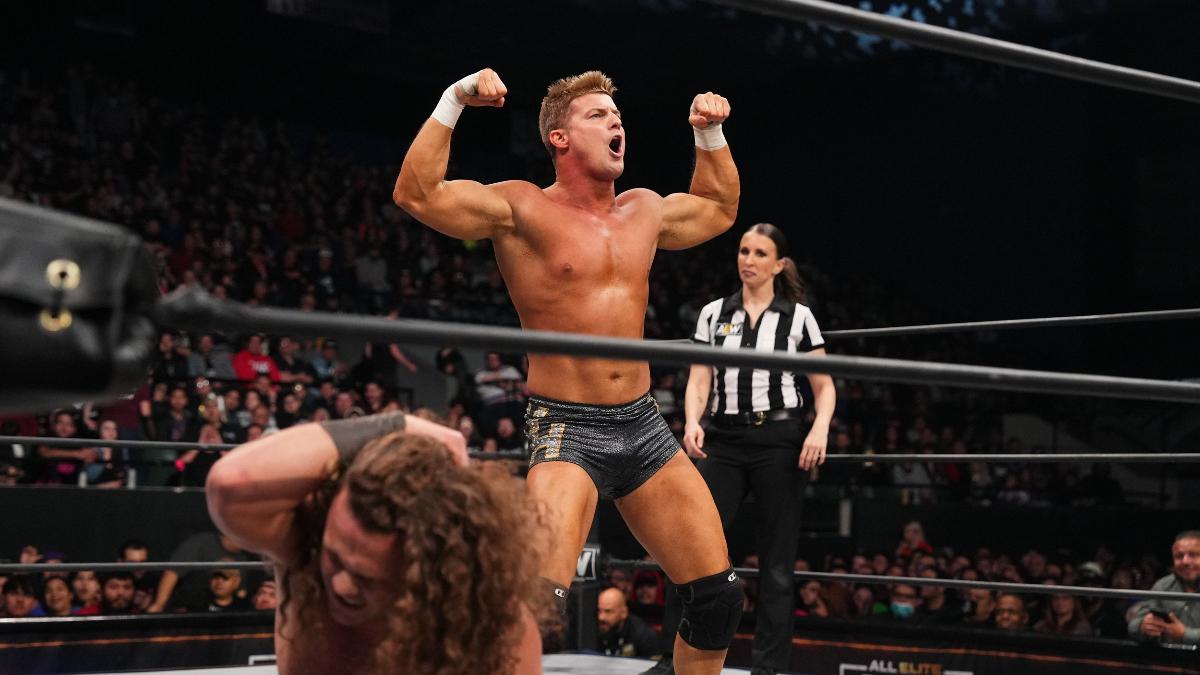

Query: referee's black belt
left=711, top=408, right=802, bottom=428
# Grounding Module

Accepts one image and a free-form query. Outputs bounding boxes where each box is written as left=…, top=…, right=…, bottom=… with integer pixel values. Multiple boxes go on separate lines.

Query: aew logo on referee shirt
left=715, top=322, right=743, bottom=337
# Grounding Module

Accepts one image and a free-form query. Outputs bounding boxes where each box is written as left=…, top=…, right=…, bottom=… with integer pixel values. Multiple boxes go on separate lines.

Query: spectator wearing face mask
left=882, top=583, right=922, bottom=623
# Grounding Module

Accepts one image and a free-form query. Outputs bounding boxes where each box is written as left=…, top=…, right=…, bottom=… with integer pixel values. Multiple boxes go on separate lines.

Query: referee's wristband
left=319, top=412, right=407, bottom=465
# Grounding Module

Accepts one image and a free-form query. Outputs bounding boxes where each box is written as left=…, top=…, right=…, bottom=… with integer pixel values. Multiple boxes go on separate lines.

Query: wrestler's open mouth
left=609, top=135, right=623, bottom=154
left=333, top=593, right=365, bottom=609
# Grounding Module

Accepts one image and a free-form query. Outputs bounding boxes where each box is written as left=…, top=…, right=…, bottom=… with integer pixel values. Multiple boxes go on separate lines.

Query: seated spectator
left=252, top=579, right=277, bottom=611
left=41, top=576, right=74, bottom=617
left=884, top=583, right=922, bottom=623
left=237, top=389, right=266, bottom=428
left=994, top=593, right=1028, bottom=632
left=851, top=585, right=884, bottom=617
left=232, top=334, right=280, bottom=382
left=962, top=588, right=996, bottom=628
left=249, top=406, right=279, bottom=435
left=796, top=580, right=828, bottom=617
left=205, top=566, right=251, bottom=612
left=309, top=341, right=347, bottom=381
left=916, top=569, right=961, bottom=626
left=607, top=568, right=634, bottom=601
left=333, top=391, right=360, bottom=419
left=474, top=352, right=525, bottom=435
left=201, top=399, right=242, bottom=445
left=494, top=417, right=523, bottom=452
left=140, top=386, right=200, bottom=443
left=458, top=415, right=482, bottom=448
left=1032, top=581, right=1091, bottom=636
left=187, top=333, right=237, bottom=380
left=118, top=539, right=157, bottom=612
left=362, top=380, right=392, bottom=414
left=150, top=332, right=190, bottom=383
left=275, top=391, right=306, bottom=429
left=273, top=336, right=316, bottom=386
left=3, top=576, right=42, bottom=618
left=35, top=409, right=94, bottom=484
left=630, top=572, right=664, bottom=615
left=597, top=587, right=660, bottom=658
left=84, top=419, right=128, bottom=487
left=1129, top=530, right=1200, bottom=645
left=895, top=521, right=934, bottom=560
left=100, top=572, right=137, bottom=615
left=70, top=570, right=101, bottom=614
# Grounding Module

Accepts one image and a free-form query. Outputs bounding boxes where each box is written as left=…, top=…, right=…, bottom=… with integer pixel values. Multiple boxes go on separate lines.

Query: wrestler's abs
left=494, top=205, right=658, bottom=405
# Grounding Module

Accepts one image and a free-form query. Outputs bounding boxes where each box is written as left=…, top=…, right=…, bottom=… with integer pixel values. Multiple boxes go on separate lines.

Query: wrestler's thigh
left=615, top=451, right=729, bottom=583
left=527, top=461, right=599, bottom=586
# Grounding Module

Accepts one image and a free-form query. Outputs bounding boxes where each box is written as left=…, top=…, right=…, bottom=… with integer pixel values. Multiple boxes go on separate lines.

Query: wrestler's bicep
left=659, top=192, right=727, bottom=250
left=410, top=179, right=515, bottom=241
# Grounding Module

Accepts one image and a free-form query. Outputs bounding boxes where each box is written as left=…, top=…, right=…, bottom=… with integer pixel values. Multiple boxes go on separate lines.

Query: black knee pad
left=677, top=568, right=743, bottom=650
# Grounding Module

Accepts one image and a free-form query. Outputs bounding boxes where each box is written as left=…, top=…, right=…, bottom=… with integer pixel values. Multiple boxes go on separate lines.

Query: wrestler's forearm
left=205, top=423, right=340, bottom=560
left=688, top=147, right=740, bottom=220
left=393, top=119, right=454, bottom=210
left=207, top=414, right=463, bottom=559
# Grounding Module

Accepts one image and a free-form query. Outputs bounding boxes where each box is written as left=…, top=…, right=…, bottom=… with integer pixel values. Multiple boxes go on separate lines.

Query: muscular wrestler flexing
left=394, top=68, right=741, bottom=674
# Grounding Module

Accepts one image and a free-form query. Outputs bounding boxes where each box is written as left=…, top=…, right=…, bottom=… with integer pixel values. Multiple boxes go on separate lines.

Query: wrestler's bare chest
left=495, top=191, right=660, bottom=306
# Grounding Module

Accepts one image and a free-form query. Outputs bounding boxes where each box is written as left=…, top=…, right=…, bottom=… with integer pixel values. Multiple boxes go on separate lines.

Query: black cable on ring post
left=701, top=0, right=1200, bottom=105
left=158, top=289, right=1200, bottom=405
left=4, top=437, right=1197, bottom=465
left=0, top=435, right=525, bottom=462
left=608, top=559, right=1200, bottom=603
left=824, top=307, right=1200, bottom=340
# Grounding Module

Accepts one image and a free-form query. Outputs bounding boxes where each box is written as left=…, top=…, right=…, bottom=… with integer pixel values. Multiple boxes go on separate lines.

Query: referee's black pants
left=660, top=418, right=808, bottom=672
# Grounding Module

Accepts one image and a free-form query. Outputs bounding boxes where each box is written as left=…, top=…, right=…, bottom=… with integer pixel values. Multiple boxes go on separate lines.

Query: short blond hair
left=538, top=70, right=617, bottom=157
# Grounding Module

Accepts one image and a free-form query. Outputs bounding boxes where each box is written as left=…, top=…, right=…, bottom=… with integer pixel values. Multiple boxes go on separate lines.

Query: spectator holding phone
left=1129, top=531, right=1200, bottom=645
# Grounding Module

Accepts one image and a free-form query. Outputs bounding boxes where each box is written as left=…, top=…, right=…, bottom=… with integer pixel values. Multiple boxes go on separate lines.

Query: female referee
left=650, top=222, right=835, bottom=675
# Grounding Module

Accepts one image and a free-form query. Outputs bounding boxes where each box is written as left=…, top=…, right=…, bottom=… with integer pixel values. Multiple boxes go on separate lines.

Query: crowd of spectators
left=0, top=64, right=1130, bottom=507
left=0, top=539, right=274, bottom=619
left=602, top=521, right=1198, bottom=651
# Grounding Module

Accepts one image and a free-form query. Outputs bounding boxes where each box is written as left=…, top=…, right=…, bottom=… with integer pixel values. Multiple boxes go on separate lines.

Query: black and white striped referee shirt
left=692, top=291, right=826, bottom=415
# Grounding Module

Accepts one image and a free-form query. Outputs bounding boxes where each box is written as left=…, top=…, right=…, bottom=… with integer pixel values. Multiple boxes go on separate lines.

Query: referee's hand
left=683, top=422, right=707, bottom=459
left=800, top=427, right=827, bottom=470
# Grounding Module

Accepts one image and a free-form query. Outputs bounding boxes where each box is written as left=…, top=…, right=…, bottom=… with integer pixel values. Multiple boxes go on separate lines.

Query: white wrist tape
left=431, top=72, right=481, bottom=130
left=693, top=123, right=726, bottom=151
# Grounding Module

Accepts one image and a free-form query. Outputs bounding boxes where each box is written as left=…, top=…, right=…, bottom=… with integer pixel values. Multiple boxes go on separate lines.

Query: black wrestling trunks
left=525, top=393, right=680, bottom=499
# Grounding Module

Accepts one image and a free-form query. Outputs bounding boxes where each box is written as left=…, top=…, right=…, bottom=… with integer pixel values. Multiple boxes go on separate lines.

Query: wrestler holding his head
left=206, top=413, right=548, bottom=674
left=394, top=68, right=742, bottom=674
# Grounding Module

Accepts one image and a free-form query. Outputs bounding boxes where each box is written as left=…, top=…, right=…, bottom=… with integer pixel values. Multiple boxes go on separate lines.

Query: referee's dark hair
left=745, top=222, right=807, bottom=304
